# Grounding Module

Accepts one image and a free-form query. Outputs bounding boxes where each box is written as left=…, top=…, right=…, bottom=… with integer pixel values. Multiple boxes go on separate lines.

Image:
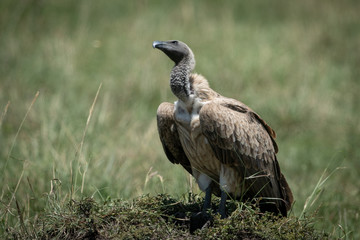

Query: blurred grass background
left=0, top=0, right=359, bottom=238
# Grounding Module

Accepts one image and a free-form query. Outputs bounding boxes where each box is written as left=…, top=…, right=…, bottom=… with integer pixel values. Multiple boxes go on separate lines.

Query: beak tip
left=152, top=41, right=157, bottom=49
left=152, top=41, right=162, bottom=49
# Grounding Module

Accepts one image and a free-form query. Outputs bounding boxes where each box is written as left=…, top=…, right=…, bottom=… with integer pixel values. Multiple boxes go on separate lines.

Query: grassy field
left=1, top=0, right=359, bottom=238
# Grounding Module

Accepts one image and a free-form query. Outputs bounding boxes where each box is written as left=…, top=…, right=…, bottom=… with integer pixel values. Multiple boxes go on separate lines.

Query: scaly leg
left=202, top=185, right=212, bottom=212
left=190, top=184, right=213, bottom=233
left=218, top=190, right=227, bottom=218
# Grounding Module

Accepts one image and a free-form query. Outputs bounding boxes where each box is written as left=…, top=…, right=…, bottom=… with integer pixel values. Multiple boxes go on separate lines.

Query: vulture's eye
left=171, top=40, right=179, bottom=45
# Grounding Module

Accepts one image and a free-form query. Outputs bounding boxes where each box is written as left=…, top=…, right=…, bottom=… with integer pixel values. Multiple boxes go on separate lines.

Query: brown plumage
left=153, top=40, right=293, bottom=217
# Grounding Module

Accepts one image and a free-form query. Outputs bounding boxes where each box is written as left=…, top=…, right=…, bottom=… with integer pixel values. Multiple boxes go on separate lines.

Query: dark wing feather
left=199, top=99, right=293, bottom=216
left=157, top=102, right=192, bottom=175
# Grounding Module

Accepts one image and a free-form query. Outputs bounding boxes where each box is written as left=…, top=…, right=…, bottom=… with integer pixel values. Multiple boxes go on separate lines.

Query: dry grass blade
left=15, top=199, right=29, bottom=237
left=72, top=83, right=103, bottom=195
left=77, top=83, right=103, bottom=161
left=0, top=100, right=10, bottom=128
left=3, top=91, right=39, bottom=172
left=144, top=167, right=165, bottom=193
left=299, top=167, right=343, bottom=220
left=5, top=162, right=27, bottom=224
left=1, top=91, right=39, bottom=224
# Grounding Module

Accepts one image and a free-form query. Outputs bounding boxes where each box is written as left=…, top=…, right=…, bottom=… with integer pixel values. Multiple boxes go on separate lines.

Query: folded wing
left=199, top=99, right=293, bottom=216
left=157, top=102, right=192, bottom=175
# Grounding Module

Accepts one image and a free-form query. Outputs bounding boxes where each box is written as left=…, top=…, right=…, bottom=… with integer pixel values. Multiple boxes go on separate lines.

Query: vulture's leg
left=190, top=184, right=212, bottom=233
left=202, top=185, right=212, bottom=212
left=218, top=190, right=227, bottom=218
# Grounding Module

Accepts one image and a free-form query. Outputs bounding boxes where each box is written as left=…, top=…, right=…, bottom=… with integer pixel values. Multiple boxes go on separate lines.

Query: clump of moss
left=4, top=194, right=329, bottom=239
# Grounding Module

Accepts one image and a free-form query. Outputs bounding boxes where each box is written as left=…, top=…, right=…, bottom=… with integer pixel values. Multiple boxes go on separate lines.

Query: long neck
left=170, top=58, right=193, bottom=102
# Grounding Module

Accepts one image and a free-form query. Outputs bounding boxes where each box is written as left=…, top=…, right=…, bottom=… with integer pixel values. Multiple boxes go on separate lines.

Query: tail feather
left=280, top=173, right=294, bottom=212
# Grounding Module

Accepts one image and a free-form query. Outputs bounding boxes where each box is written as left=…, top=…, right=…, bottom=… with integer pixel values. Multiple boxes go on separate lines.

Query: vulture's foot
left=189, top=211, right=212, bottom=233
left=172, top=211, right=188, bottom=226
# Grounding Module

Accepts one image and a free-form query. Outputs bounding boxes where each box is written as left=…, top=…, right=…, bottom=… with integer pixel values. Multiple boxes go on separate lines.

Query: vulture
left=153, top=40, right=293, bottom=218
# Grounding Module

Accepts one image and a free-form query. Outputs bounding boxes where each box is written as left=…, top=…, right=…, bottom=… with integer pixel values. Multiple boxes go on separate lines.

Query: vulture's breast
left=174, top=98, right=220, bottom=179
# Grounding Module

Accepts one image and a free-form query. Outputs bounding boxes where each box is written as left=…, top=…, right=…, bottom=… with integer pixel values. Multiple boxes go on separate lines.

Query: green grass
left=1, top=0, right=359, bottom=238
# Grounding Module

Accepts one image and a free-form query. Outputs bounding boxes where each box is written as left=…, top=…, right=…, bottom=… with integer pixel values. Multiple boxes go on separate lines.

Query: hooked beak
left=152, top=41, right=165, bottom=49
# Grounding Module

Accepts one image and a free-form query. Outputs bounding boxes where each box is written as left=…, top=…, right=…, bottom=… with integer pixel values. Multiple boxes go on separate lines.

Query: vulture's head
left=153, top=40, right=195, bottom=70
